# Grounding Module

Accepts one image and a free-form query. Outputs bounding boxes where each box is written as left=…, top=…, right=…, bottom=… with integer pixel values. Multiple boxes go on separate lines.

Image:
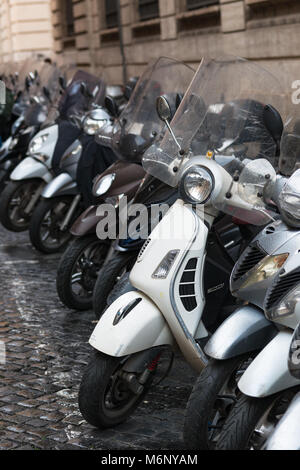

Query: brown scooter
left=56, top=160, right=145, bottom=311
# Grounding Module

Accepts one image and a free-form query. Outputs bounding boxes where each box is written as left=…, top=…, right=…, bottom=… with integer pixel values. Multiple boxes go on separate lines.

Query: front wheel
left=184, top=354, right=256, bottom=450
left=0, top=179, right=42, bottom=232
left=56, top=235, right=108, bottom=311
left=79, top=351, right=159, bottom=429
left=29, top=197, right=79, bottom=254
left=216, top=389, right=300, bottom=450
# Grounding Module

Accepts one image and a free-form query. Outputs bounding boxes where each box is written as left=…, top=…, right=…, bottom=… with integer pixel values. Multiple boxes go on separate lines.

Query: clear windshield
left=279, top=116, right=300, bottom=176
left=106, top=57, right=195, bottom=162
left=143, top=56, right=287, bottom=187
left=57, top=70, right=106, bottom=120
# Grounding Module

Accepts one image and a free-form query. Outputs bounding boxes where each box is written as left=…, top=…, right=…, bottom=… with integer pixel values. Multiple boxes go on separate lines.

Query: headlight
left=93, top=174, right=116, bottom=197
left=28, top=133, right=49, bottom=154
left=266, top=283, right=300, bottom=321
left=180, top=166, right=214, bottom=204
left=83, top=118, right=108, bottom=136
left=240, top=253, right=289, bottom=290
left=152, top=250, right=179, bottom=279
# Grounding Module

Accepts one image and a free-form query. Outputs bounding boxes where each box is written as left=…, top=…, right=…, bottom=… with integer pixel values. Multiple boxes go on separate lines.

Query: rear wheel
left=79, top=350, right=160, bottom=429
left=0, top=179, right=42, bottom=232
left=56, top=235, right=108, bottom=311
left=93, top=252, right=136, bottom=320
left=29, top=197, right=78, bottom=254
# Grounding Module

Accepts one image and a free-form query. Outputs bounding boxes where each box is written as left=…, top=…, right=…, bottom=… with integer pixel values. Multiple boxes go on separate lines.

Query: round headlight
left=93, top=173, right=116, bottom=197
left=181, top=166, right=214, bottom=204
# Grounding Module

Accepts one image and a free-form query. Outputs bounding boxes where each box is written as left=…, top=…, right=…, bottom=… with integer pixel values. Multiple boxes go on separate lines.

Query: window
left=186, top=0, right=219, bottom=10
left=62, top=0, right=74, bottom=37
left=105, top=0, right=118, bottom=29
left=138, top=0, right=159, bottom=21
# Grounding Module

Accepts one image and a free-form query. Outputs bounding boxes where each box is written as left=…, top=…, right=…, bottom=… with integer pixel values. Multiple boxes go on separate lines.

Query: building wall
left=0, top=0, right=54, bottom=63
left=1, top=0, right=300, bottom=90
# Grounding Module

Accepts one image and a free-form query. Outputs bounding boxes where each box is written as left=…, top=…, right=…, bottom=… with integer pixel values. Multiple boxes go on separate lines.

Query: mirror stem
left=165, top=120, right=181, bottom=151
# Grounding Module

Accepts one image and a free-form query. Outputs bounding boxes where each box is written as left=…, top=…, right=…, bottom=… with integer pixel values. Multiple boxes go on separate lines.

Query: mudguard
left=70, top=205, right=102, bottom=236
left=10, top=156, right=52, bottom=183
left=0, top=137, right=12, bottom=160
left=204, top=305, right=278, bottom=360
left=266, top=393, right=300, bottom=450
left=42, top=173, right=77, bottom=199
left=238, top=331, right=300, bottom=397
left=89, top=291, right=174, bottom=357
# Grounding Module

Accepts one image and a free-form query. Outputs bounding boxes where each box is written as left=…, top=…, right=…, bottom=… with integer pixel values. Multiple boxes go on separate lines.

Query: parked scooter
left=0, top=70, right=105, bottom=232
left=186, top=124, right=300, bottom=450
left=77, top=56, right=286, bottom=430
left=28, top=107, right=113, bottom=253
left=56, top=58, right=195, bottom=312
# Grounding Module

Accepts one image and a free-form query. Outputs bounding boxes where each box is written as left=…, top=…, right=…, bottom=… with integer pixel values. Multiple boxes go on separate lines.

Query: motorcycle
left=77, top=55, right=286, bottom=430
left=188, top=122, right=300, bottom=450
left=27, top=76, right=140, bottom=254
left=56, top=57, right=195, bottom=312
left=0, top=70, right=105, bottom=232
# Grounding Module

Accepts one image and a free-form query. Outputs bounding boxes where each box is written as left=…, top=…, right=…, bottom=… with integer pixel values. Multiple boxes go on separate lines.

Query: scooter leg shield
left=89, top=291, right=174, bottom=357
left=238, top=331, right=300, bottom=398
left=204, top=305, right=278, bottom=360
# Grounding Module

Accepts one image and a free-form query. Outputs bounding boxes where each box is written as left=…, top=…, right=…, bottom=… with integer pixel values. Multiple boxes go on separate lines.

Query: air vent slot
left=137, top=238, right=151, bottom=261
left=265, top=268, right=300, bottom=311
left=233, top=245, right=266, bottom=281
left=179, top=258, right=198, bottom=312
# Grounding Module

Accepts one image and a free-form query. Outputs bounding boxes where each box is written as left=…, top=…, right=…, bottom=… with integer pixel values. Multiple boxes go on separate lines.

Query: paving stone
left=0, top=226, right=196, bottom=450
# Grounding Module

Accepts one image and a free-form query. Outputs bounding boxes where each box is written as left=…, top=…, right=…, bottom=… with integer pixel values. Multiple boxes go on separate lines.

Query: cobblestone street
left=0, top=226, right=197, bottom=450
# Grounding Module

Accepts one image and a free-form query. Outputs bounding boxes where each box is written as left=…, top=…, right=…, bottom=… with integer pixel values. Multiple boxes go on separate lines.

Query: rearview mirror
left=156, top=95, right=172, bottom=122
left=43, top=86, right=51, bottom=102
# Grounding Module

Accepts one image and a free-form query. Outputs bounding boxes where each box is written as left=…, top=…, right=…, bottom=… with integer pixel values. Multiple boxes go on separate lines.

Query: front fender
left=238, top=331, right=300, bottom=397
left=266, top=393, right=300, bottom=450
left=70, top=205, right=101, bottom=236
left=10, top=156, right=52, bottom=183
left=205, top=305, right=278, bottom=360
left=42, top=173, right=77, bottom=198
left=89, top=291, right=174, bottom=357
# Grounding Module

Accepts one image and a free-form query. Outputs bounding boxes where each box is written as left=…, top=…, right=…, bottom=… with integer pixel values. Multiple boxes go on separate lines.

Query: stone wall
left=1, top=0, right=300, bottom=90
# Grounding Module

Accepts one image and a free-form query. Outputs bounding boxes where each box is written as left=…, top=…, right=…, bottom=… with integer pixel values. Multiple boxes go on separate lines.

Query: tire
left=184, top=354, right=255, bottom=450
left=79, top=351, right=156, bottom=429
left=93, top=252, right=136, bottom=320
left=0, top=179, right=41, bottom=232
left=56, top=235, right=108, bottom=311
left=29, top=197, right=75, bottom=254
left=216, top=388, right=299, bottom=450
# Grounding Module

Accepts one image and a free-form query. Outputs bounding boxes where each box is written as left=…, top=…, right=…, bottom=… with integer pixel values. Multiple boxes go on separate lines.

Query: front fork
left=24, top=181, right=46, bottom=215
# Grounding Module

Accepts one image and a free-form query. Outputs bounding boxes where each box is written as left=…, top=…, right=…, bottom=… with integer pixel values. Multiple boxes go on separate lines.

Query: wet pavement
left=0, top=225, right=197, bottom=450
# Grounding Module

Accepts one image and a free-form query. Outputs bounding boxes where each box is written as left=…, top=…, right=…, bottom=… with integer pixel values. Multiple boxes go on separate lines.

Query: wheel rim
left=247, top=390, right=299, bottom=450
left=39, top=201, right=72, bottom=250
left=207, top=357, right=254, bottom=447
left=70, top=242, right=106, bottom=301
left=101, top=356, right=159, bottom=419
left=8, top=182, right=40, bottom=228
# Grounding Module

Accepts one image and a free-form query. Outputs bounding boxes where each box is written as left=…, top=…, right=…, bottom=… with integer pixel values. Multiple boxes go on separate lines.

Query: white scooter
left=0, top=71, right=105, bottom=232
left=78, top=56, right=286, bottom=430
